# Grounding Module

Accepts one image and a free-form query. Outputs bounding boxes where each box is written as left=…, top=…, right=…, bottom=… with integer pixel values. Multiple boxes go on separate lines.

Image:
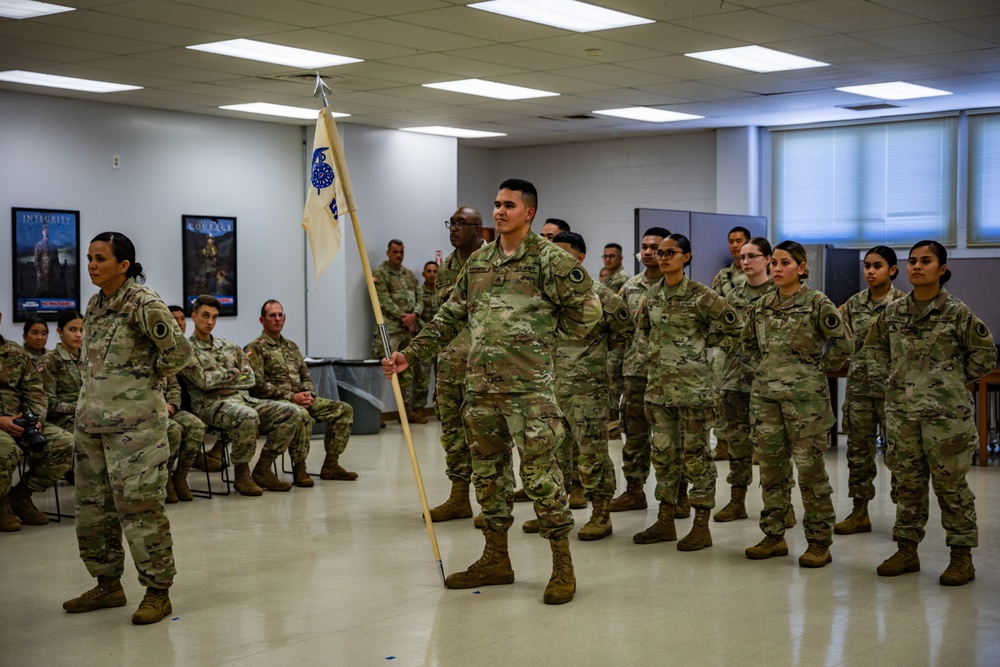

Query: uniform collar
left=904, top=287, right=950, bottom=319
left=258, top=332, right=282, bottom=347
left=484, top=229, right=536, bottom=265
left=56, top=343, right=79, bottom=361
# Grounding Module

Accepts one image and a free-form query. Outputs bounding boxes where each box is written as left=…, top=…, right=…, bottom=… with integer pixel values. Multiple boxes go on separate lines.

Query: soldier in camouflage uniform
left=742, top=240, right=852, bottom=569
left=0, top=311, right=75, bottom=533
left=180, top=296, right=311, bottom=497
left=633, top=234, right=741, bottom=551
left=868, top=240, right=996, bottom=586
left=63, top=232, right=193, bottom=625
left=384, top=179, right=601, bottom=605
left=609, top=227, right=669, bottom=512
left=163, top=374, right=205, bottom=503
left=34, top=224, right=59, bottom=296
left=428, top=207, right=484, bottom=523
left=552, top=232, right=633, bottom=541
left=40, top=311, right=83, bottom=433
left=22, top=319, right=49, bottom=361
left=834, top=246, right=906, bottom=535
left=372, top=239, right=424, bottom=423
left=601, top=243, right=629, bottom=425
left=410, top=262, right=440, bottom=420
left=246, top=299, right=356, bottom=486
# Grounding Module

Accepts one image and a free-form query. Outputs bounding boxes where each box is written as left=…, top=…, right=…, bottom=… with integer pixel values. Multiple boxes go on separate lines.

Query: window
left=771, top=118, right=957, bottom=247
left=969, top=113, right=1000, bottom=246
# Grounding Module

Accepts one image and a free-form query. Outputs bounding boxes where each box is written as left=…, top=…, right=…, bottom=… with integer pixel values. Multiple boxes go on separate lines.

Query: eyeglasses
left=654, top=249, right=684, bottom=260
left=445, top=220, right=481, bottom=231
left=265, top=313, right=285, bottom=319
left=739, top=253, right=765, bottom=263
left=601, top=254, right=621, bottom=260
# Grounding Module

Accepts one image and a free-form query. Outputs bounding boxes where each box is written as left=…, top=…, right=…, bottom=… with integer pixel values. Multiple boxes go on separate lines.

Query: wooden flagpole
left=313, top=75, right=445, bottom=586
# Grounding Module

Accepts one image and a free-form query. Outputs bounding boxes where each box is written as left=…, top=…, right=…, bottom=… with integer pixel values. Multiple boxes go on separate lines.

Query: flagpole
left=313, top=74, right=445, bottom=587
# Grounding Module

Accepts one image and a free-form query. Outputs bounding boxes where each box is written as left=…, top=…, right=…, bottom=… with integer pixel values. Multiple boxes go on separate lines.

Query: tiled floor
left=2, top=421, right=998, bottom=666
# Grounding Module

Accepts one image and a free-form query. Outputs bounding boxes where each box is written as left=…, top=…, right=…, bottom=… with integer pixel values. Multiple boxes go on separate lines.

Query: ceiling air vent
left=539, top=114, right=599, bottom=121
left=839, top=102, right=902, bottom=111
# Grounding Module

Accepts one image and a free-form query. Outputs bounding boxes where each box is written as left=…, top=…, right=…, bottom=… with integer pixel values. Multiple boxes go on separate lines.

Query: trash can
left=305, top=359, right=340, bottom=437
left=333, top=359, right=385, bottom=435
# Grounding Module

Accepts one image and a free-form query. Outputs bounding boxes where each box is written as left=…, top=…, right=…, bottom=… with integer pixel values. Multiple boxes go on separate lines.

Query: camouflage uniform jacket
left=435, top=249, right=474, bottom=380
left=41, top=343, right=81, bottom=422
left=245, top=333, right=314, bottom=401
left=742, top=284, right=852, bottom=402
left=404, top=230, right=602, bottom=394
left=842, top=285, right=906, bottom=399
left=77, top=278, right=193, bottom=433
left=0, top=336, right=47, bottom=421
left=712, top=261, right=747, bottom=300
left=163, top=374, right=183, bottom=409
left=639, top=274, right=742, bottom=407
left=602, top=267, right=629, bottom=293
left=180, top=335, right=256, bottom=415
left=373, top=261, right=422, bottom=337
left=23, top=346, right=46, bottom=362
left=620, top=271, right=658, bottom=379
left=865, top=288, right=996, bottom=421
left=418, top=284, right=440, bottom=330
left=720, top=279, right=774, bottom=394
left=555, top=282, right=633, bottom=397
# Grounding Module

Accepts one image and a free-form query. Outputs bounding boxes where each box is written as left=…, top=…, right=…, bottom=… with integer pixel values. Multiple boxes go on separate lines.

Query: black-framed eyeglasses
left=739, top=253, right=764, bottom=263
left=654, top=249, right=683, bottom=260
left=445, top=220, right=481, bottom=231
left=601, top=253, right=620, bottom=260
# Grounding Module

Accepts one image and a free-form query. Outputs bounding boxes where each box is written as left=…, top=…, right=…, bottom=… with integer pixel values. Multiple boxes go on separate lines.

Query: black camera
left=13, top=413, right=47, bottom=453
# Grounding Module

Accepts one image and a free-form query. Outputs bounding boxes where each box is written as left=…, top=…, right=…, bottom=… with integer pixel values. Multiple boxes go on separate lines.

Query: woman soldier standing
left=834, top=246, right=905, bottom=535
left=63, top=232, right=194, bottom=624
left=40, top=311, right=84, bottom=431
left=868, top=240, right=995, bottom=585
left=742, top=240, right=852, bottom=568
left=632, top=234, right=741, bottom=551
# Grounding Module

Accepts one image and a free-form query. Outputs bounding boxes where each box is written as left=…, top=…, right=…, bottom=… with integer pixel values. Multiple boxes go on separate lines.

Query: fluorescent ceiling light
left=0, top=70, right=141, bottom=93
left=188, top=39, right=362, bottom=69
left=423, top=78, right=558, bottom=100
left=220, top=103, right=349, bottom=120
left=836, top=81, right=952, bottom=100
left=469, top=0, right=653, bottom=32
left=685, top=45, right=829, bottom=73
left=593, top=107, right=704, bottom=123
left=0, top=0, right=74, bottom=19
left=401, top=126, right=507, bottom=139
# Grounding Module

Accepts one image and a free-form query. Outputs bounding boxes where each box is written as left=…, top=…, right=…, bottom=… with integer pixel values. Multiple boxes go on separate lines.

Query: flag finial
left=313, top=72, right=332, bottom=108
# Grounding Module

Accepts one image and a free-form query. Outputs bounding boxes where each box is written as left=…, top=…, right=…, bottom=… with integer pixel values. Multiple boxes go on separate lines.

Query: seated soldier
left=163, top=374, right=206, bottom=503
left=1, top=309, right=75, bottom=532
left=179, top=296, right=311, bottom=497
left=246, top=300, right=356, bottom=483
left=170, top=304, right=224, bottom=473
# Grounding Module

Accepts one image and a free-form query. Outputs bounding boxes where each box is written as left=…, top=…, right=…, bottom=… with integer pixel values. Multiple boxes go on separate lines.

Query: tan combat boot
left=568, top=481, right=587, bottom=509
left=164, top=474, right=178, bottom=504
left=233, top=463, right=263, bottom=496
left=675, top=482, right=690, bottom=519
left=714, top=439, right=730, bottom=460
left=320, top=454, right=358, bottom=480
left=131, top=587, right=172, bottom=625
left=939, top=546, right=975, bottom=586
left=252, top=453, right=292, bottom=492
left=677, top=508, right=713, bottom=551
left=798, top=540, right=833, bottom=568
left=714, top=486, right=748, bottom=522
left=522, top=519, right=540, bottom=533
left=633, top=502, right=677, bottom=544
left=609, top=480, right=647, bottom=512
left=745, top=535, right=788, bottom=560
left=834, top=498, right=871, bottom=534
left=9, top=478, right=49, bottom=525
left=877, top=538, right=920, bottom=576
left=204, top=442, right=225, bottom=472
left=578, top=497, right=612, bottom=541
left=429, top=480, right=473, bottom=522
left=292, top=462, right=314, bottom=488
left=63, top=575, right=127, bottom=612
left=473, top=514, right=484, bottom=529
left=173, top=460, right=194, bottom=502
left=544, top=538, right=576, bottom=605
left=0, top=494, right=22, bottom=532
left=405, top=405, right=427, bottom=424
left=444, top=531, right=515, bottom=589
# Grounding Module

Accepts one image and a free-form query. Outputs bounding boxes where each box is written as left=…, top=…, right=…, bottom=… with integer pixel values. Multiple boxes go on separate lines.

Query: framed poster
left=11, top=207, right=81, bottom=322
left=182, top=215, right=238, bottom=316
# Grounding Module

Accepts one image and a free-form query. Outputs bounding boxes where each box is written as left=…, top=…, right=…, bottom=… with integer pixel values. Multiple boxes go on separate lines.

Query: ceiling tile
left=97, top=0, right=296, bottom=36
left=488, top=72, right=619, bottom=95
left=78, top=55, right=239, bottom=83
left=673, top=8, right=833, bottom=43
left=602, top=0, right=745, bottom=22
left=0, top=21, right=161, bottom=56
left=636, top=80, right=757, bottom=102
left=871, top=0, right=1000, bottom=22
left=396, top=6, right=564, bottom=41
left=942, top=15, right=1000, bottom=45
left=855, top=23, right=996, bottom=56
left=445, top=44, right=592, bottom=71
left=513, top=34, right=667, bottom=63
left=598, top=22, right=742, bottom=55
left=271, top=28, right=416, bottom=60
left=763, top=0, right=924, bottom=32
left=306, top=0, right=451, bottom=17
left=769, top=34, right=909, bottom=64
left=40, top=11, right=228, bottom=46
left=551, top=63, right=681, bottom=87
left=320, top=18, right=493, bottom=52
left=380, top=53, right=525, bottom=78
left=172, top=0, right=371, bottom=27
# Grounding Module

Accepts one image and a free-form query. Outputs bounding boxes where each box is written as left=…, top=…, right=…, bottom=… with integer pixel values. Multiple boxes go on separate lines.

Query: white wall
left=457, top=145, right=496, bottom=215
left=716, top=126, right=760, bottom=216
left=0, top=91, right=304, bottom=347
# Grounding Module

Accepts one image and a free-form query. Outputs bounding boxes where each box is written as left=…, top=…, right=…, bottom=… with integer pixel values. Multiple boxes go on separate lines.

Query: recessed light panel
left=0, top=70, right=141, bottom=93
left=401, top=126, right=507, bottom=138
left=0, top=0, right=74, bottom=19
left=220, top=103, right=350, bottom=120
left=593, top=107, right=704, bottom=122
left=423, top=78, right=558, bottom=100
left=836, top=81, right=952, bottom=100
left=188, top=39, right=362, bottom=69
left=685, top=45, right=829, bottom=73
left=469, top=0, right=653, bottom=32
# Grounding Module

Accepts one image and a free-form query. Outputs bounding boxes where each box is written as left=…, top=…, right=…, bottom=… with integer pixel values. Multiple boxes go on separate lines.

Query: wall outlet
left=112, top=154, right=121, bottom=169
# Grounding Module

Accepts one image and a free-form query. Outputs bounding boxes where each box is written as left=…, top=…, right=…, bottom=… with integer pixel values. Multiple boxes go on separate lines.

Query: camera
left=12, top=413, right=47, bottom=453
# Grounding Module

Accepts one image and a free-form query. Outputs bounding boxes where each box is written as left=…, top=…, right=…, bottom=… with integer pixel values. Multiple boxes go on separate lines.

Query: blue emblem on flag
left=311, top=148, right=335, bottom=193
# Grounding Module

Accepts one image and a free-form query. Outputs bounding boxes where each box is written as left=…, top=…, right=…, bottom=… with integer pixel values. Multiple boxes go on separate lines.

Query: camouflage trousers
left=711, top=350, right=728, bottom=447
left=294, top=396, right=354, bottom=462
left=645, top=403, right=718, bottom=509
left=721, top=390, right=753, bottom=487
left=843, top=393, right=890, bottom=501
left=751, top=396, right=835, bottom=546
left=167, top=410, right=206, bottom=467
left=0, top=425, right=74, bottom=497
left=198, top=396, right=310, bottom=465
left=559, top=390, right=616, bottom=501
left=434, top=370, right=471, bottom=483
left=620, top=376, right=652, bottom=487
left=463, top=391, right=573, bottom=539
left=411, top=358, right=435, bottom=409
left=885, top=413, right=978, bottom=548
left=74, top=425, right=175, bottom=588
left=607, top=346, right=625, bottom=419
left=373, top=331, right=414, bottom=409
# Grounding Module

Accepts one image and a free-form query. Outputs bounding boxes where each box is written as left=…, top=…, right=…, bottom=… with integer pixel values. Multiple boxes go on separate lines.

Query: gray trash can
left=333, top=359, right=385, bottom=435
